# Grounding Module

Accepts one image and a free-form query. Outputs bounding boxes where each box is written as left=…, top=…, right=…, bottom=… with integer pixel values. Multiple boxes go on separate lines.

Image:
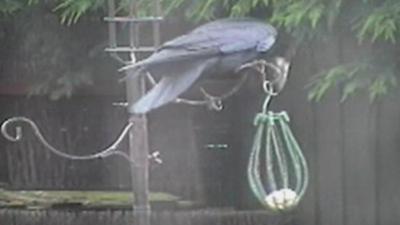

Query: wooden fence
left=0, top=209, right=291, bottom=225
left=1, top=28, right=400, bottom=225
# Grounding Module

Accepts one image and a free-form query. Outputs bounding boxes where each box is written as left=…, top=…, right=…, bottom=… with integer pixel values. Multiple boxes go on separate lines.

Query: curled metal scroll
left=1, top=117, right=135, bottom=164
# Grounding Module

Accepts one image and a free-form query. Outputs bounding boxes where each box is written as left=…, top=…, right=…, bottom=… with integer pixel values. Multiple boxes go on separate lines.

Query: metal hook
left=263, top=80, right=278, bottom=96
left=148, top=151, right=162, bottom=164
left=2, top=117, right=29, bottom=142
left=238, top=58, right=290, bottom=96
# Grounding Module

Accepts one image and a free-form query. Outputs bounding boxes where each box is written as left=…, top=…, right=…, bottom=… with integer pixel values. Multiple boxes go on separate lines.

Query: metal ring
left=263, top=81, right=278, bottom=96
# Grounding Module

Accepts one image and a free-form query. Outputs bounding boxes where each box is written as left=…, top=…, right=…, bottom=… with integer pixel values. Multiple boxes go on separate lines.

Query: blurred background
left=1, top=1, right=400, bottom=225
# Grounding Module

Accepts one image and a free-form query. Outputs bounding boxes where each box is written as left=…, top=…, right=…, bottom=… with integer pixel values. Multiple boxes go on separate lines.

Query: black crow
left=120, top=18, right=281, bottom=114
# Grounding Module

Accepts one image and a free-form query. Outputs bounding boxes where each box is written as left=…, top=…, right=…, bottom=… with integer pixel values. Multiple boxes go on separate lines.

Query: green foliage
left=2, top=0, right=399, bottom=43
left=1, top=0, right=400, bottom=101
left=54, top=0, right=104, bottom=25
left=308, top=61, right=398, bottom=102
left=158, top=0, right=400, bottom=102
left=154, top=0, right=400, bottom=102
left=0, top=0, right=37, bottom=14
left=354, top=0, right=400, bottom=43
left=308, top=63, right=366, bottom=102
left=0, top=189, right=181, bottom=209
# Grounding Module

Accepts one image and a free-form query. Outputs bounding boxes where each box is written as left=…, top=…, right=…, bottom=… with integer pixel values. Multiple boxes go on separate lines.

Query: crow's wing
left=161, top=19, right=276, bottom=54
left=120, top=19, right=277, bottom=74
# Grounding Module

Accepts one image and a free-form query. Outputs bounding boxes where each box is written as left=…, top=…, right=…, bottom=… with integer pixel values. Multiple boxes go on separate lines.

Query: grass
left=0, top=189, right=183, bottom=209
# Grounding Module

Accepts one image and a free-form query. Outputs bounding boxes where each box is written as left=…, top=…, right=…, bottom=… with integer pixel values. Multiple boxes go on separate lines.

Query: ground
left=0, top=189, right=194, bottom=210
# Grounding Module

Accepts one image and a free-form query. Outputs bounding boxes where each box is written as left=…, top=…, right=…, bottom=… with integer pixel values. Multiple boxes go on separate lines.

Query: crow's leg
left=236, top=58, right=290, bottom=94
left=236, top=59, right=282, bottom=77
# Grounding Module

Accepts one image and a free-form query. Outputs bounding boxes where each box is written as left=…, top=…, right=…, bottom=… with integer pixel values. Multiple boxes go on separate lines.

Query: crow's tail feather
left=130, top=59, right=214, bottom=114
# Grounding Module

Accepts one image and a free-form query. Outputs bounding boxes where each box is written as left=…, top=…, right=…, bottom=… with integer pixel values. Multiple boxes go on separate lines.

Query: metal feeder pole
left=127, top=83, right=151, bottom=225
left=126, top=2, right=150, bottom=225
left=106, top=0, right=160, bottom=224
left=126, top=1, right=162, bottom=225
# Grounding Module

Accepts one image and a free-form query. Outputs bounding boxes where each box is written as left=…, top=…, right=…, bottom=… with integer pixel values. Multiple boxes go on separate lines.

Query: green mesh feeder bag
left=247, top=96, right=309, bottom=212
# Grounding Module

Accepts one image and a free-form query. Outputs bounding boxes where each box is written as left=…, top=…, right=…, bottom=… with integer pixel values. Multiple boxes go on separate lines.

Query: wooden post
left=126, top=76, right=151, bottom=225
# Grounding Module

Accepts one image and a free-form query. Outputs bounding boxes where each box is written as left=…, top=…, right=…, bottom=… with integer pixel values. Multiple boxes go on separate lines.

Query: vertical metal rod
left=128, top=0, right=136, bottom=48
left=128, top=0, right=140, bottom=63
left=107, top=0, right=125, bottom=64
left=107, top=0, right=117, bottom=48
left=107, top=0, right=163, bottom=222
left=127, top=2, right=150, bottom=225
left=152, top=0, right=162, bottom=47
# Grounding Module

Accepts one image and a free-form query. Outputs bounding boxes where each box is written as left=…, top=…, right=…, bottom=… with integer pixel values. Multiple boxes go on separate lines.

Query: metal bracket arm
left=1, top=117, right=162, bottom=165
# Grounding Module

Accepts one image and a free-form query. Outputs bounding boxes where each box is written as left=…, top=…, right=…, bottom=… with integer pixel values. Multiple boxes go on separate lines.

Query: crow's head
left=261, top=30, right=296, bottom=93
left=269, top=57, right=290, bottom=93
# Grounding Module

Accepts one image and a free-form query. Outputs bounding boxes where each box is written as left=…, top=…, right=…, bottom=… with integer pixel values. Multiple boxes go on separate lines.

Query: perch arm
left=1, top=117, right=135, bottom=163
left=142, top=59, right=283, bottom=111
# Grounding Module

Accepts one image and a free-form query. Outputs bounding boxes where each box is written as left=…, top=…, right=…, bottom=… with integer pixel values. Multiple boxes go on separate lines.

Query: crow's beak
left=271, top=57, right=290, bottom=93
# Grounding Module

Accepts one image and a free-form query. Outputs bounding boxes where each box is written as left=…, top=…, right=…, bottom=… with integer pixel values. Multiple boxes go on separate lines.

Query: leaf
left=252, top=0, right=259, bottom=7
left=307, top=62, right=372, bottom=102
left=308, top=4, right=323, bottom=28
left=54, top=0, right=103, bottom=25
left=341, top=80, right=363, bottom=102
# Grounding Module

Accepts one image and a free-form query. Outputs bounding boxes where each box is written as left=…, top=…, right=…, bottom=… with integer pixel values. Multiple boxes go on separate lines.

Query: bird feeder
left=247, top=82, right=309, bottom=212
